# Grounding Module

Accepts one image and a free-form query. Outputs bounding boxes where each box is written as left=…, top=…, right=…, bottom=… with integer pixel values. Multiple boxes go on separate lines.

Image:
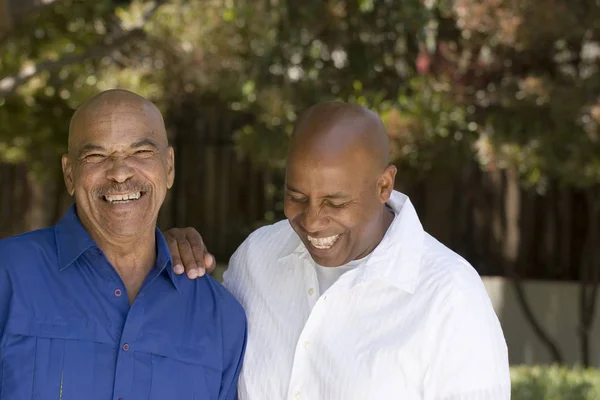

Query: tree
left=2, top=0, right=600, bottom=365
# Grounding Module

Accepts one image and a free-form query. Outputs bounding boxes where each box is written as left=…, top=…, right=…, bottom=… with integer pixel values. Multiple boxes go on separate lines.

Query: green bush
left=511, top=365, right=600, bottom=400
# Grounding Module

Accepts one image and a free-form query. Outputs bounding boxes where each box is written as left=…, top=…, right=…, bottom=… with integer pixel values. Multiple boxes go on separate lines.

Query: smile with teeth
left=103, top=192, right=142, bottom=204
left=307, top=234, right=340, bottom=250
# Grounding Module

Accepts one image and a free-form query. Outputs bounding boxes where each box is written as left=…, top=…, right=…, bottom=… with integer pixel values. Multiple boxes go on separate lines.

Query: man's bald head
left=68, top=89, right=166, bottom=154
left=288, top=101, right=390, bottom=173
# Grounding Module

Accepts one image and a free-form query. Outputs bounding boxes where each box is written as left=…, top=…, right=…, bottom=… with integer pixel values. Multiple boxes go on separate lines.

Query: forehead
left=285, top=148, right=372, bottom=195
left=70, top=104, right=165, bottom=149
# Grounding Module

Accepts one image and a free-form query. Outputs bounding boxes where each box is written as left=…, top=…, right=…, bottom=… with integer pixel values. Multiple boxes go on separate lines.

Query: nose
left=301, top=204, right=329, bottom=233
left=105, top=156, right=134, bottom=183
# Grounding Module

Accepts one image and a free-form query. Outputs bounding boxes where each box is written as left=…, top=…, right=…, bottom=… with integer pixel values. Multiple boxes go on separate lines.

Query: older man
left=0, top=89, right=246, bottom=399
left=167, top=101, right=510, bottom=399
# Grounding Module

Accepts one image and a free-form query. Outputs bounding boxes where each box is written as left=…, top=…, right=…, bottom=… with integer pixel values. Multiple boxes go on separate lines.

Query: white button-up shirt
left=223, top=191, right=510, bottom=400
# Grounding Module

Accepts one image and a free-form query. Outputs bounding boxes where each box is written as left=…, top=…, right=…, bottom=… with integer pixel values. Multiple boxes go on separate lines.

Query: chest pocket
left=1, top=317, right=116, bottom=400
left=134, top=334, right=223, bottom=400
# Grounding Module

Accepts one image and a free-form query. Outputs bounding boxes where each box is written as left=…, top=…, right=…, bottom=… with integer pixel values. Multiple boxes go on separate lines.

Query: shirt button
left=114, top=289, right=122, bottom=297
left=308, top=288, right=314, bottom=296
left=303, top=341, right=311, bottom=349
left=294, top=391, right=302, bottom=399
left=122, top=343, right=129, bottom=351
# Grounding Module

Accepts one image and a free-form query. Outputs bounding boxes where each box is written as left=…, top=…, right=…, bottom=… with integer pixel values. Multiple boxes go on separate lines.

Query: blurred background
left=1, top=0, right=600, bottom=397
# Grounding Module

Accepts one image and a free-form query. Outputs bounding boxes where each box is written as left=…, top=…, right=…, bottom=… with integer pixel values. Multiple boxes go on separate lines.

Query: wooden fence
left=1, top=101, right=598, bottom=279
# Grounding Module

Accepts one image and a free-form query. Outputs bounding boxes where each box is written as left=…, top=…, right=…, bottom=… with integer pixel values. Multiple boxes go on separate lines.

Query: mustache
left=92, top=181, right=151, bottom=197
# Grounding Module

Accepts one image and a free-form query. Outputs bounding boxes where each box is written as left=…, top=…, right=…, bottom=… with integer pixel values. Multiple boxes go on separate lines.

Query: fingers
left=164, top=227, right=215, bottom=280
left=183, top=229, right=204, bottom=278
left=204, top=253, right=216, bottom=274
left=190, top=245, right=207, bottom=278
left=165, top=228, right=186, bottom=275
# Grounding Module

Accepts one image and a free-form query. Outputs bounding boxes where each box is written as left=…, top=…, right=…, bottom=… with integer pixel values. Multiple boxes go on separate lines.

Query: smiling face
left=283, top=103, right=396, bottom=267
left=62, top=91, right=174, bottom=242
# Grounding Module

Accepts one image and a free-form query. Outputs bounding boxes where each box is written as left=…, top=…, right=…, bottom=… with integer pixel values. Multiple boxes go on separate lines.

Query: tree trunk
left=503, top=166, right=564, bottom=363
left=0, top=0, right=12, bottom=33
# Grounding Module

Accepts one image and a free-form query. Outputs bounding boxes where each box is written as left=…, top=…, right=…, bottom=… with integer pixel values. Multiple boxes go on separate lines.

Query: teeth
left=104, top=192, right=141, bottom=203
left=307, top=234, right=340, bottom=250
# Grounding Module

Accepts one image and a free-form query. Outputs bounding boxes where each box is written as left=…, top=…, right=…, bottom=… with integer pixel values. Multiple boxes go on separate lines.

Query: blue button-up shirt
left=0, top=206, right=247, bottom=400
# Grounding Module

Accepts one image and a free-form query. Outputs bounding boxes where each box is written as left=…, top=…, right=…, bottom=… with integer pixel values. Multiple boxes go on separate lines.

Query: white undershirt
left=314, top=207, right=392, bottom=295
left=314, top=256, right=368, bottom=296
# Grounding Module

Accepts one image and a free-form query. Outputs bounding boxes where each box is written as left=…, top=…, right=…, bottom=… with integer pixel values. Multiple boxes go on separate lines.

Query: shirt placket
left=111, top=294, right=145, bottom=400
left=303, top=258, right=320, bottom=310
left=86, top=249, right=140, bottom=400
left=111, top=267, right=165, bottom=400
left=287, top=259, right=344, bottom=400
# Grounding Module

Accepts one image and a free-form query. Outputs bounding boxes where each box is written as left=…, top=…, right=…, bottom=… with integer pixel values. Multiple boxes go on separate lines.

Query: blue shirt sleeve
left=0, top=244, right=12, bottom=335
left=0, top=243, right=13, bottom=395
left=219, top=303, right=248, bottom=400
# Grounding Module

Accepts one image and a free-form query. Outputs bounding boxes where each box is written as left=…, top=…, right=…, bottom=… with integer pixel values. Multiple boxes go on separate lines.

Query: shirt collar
left=282, top=190, right=425, bottom=294
left=359, top=190, right=425, bottom=293
left=55, top=205, right=179, bottom=292
left=55, top=205, right=96, bottom=271
left=156, top=228, right=179, bottom=292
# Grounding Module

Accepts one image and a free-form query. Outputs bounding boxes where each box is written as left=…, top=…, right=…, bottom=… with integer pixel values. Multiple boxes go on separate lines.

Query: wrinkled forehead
left=69, top=101, right=166, bottom=150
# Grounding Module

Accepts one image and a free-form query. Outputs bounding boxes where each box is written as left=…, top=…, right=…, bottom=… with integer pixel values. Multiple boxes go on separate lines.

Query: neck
left=77, top=209, right=159, bottom=304
left=82, top=220, right=157, bottom=284
left=95, top=229, right=157, bottom=305
left=375, top=204, right=395, bottom=247
left=99, top=231, right=157, bottom=275
left=353, top=205, right=395, bottom=262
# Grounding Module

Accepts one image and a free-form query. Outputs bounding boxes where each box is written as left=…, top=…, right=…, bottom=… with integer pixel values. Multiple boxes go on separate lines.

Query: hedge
left=511, top=365, right=600, bottom=400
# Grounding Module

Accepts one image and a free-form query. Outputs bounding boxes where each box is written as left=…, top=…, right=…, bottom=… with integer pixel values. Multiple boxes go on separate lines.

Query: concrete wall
left=213, top=266, right=600, bottom=367
left=483, top=276, right=600, bottom=367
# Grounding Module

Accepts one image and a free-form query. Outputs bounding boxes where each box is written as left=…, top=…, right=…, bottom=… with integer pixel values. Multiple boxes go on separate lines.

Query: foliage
left=0, top=0, right=165, bottom=174
left=1, top=0, right=600, bottom=185
left=511, top=365, right=600, bottom=400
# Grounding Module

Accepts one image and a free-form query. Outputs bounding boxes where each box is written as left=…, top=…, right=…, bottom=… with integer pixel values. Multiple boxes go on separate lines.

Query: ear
left=61, top=154, right=75, bottom=196
left=166, top=146, right=175, bottom=189
left=377, top=164, right=397, bottom=203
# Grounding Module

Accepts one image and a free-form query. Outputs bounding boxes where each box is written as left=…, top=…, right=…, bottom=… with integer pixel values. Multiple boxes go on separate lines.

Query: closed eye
left=134, top=149, right=155, bottom=158
left=287, top=194, right=307, bottom=203
left=327, top=201, right=350, bottom=209
left=83, top=153, right=105, bottom=162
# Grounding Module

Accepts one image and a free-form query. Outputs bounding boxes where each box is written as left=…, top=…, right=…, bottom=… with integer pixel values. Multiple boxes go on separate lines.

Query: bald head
left=68, top=89, right=166, bottom=154
left=288, top=101, right=390, bottom=172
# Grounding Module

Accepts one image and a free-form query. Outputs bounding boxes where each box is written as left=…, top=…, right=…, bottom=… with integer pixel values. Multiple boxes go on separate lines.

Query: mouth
left=102, top=191, right=144, bottom=204
left=307, top=234, right=341, bottom=250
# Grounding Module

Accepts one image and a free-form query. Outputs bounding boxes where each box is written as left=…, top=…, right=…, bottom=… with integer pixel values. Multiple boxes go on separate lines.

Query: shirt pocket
left=1, top=318, right=113, bottom=400
left=135, top=337, right=223, bottom=400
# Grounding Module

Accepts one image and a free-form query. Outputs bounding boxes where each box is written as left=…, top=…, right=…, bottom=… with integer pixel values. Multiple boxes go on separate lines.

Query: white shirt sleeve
left=424, top=286, right=511, bottom=400
left=222, top=237, right=250, bottom=303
